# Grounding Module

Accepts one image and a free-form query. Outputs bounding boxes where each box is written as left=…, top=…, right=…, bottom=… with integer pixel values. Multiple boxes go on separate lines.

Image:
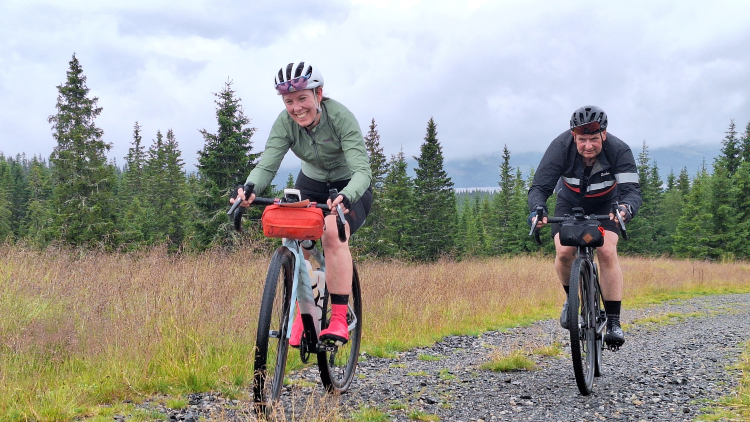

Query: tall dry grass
left=1, top=245, right=749, bottom=420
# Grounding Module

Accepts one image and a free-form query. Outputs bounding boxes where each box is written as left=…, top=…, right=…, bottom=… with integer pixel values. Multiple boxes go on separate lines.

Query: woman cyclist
left=231, top=62, right=372, bottom=345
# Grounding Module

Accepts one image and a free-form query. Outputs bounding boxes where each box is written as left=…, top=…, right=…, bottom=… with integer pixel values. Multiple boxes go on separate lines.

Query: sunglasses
left=275, top=74, right=310, bottom=95
left=571, top=121, right=602, bottom=135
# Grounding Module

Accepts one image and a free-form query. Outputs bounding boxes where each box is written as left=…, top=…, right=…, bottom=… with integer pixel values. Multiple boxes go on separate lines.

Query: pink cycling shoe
left=319, top=304, right=349, bottom=344
left=288, top=307, right=303, bottom=348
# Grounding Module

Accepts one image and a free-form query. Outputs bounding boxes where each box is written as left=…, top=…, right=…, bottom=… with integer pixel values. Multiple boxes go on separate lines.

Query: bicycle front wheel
left=568, top=258, right=596, bottom=395
left=317, top=261, right=362, bottom=393
left=253, top=246, right=295, bottom=413
left=593, top=263, right=605, bottom=378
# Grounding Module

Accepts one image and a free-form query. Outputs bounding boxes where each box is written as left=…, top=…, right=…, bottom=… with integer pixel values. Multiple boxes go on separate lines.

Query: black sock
left=330, top=294, right=349, bottom=305
left=605, top=301, right=621, bottom=324
left=563, top=285, right=570, bottom=295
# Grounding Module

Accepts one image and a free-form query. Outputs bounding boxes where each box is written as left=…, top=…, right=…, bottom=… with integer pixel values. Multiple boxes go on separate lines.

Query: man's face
left=573, top=130, right=606, bottom=160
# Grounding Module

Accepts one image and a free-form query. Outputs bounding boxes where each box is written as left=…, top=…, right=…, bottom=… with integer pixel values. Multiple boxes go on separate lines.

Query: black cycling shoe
left=560, top=300, right=570, bottom=330
left=604, top=320, right=625, bottom=349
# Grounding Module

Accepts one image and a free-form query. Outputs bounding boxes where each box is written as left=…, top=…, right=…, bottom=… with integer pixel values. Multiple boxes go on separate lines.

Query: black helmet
left=570, top=106, right=608, bottom=134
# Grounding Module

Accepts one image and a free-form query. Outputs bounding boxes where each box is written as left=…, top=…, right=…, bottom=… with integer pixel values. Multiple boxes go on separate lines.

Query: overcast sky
left=1, top=0, right=749, bottom=172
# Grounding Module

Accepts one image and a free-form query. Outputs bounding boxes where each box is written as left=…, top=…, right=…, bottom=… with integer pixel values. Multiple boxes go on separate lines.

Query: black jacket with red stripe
left=528, top=131, right=642, bottom=215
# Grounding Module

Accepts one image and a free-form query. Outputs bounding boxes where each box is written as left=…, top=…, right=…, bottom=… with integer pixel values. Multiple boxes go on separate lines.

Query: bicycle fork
left=284, top=240, right=322, bottom=339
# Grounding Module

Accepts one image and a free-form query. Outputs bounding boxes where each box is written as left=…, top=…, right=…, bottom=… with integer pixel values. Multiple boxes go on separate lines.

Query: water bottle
left=304, top=260, right=323, bottom=324
left=312, top=269, right=327, bottom=322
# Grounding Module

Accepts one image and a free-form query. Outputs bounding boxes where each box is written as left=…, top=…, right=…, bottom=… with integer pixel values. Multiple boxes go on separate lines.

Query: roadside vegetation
left=1, top=245, right=749, bottom=420
left=700, top=341, right=750, bottom=421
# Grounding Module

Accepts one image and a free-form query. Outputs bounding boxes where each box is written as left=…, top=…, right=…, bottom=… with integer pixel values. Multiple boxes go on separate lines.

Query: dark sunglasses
left=572, top=121, right=602, bottom=135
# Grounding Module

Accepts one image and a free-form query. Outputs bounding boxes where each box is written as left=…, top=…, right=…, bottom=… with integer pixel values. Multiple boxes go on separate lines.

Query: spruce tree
left=478, top=194, right=493, bottom=255
left=719, top=120, right=741, bottom=176
left=48, top=54, right=115, bottom=246
left=665, top=169, right=676, bottom=191
left=140, top=129, right=189, bottom=250
left=194, top=80, right=259, bottom=249
left=0, top=159, right=12, bottom=240
left=673, top=168, right=712, bottom=258
left=709, top=163, right=736, bottom=259
left=741, top=119, right=750, bottom=164
left=493, top=145, right=515, bottom=254
left=412, top=118, right=457, bottom=260
left=118, top=122, right=147, bottom=246
left=379, top=150, right=415, bottom=258
left=22, top=156, right=54, bottom=246
left=506, top=168, right=537, bottom=254
left=121, top=122, right=146, bottom=200
left=460, top=196, right=481, bottom=256
left=356, top=118, right=389, bottom=256
left=676, top=167, right=691, bottom=197
left=364, top=119, right=388, bottom=190
left=621, top=142, right=666, bottom=255
left=730, top=161, right=750, bottom=258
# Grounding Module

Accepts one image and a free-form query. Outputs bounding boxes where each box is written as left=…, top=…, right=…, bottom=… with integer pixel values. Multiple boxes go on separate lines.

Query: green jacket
left=245, top=99, right=372, bottom=203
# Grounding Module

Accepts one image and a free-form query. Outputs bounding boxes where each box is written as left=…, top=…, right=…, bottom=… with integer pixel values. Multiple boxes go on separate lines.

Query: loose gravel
left=133, top=293, right=750, bottom=421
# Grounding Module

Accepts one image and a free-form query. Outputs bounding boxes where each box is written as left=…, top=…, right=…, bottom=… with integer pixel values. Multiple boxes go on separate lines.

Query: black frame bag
left=559, top=220, right=605, bottom=248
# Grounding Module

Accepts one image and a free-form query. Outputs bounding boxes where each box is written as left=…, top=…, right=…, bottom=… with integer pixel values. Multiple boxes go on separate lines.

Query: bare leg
left=554, top=233, right=578, bottom=286
left=321, top=213, right=352, bottom=295
left=596, top=232, right=623, bottom=301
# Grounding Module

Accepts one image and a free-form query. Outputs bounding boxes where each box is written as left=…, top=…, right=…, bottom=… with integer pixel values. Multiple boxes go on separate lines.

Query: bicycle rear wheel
left=317, top=261, right=362, bottom=393
left=253, top=247, right=295, bottom=413
left=568, top=258, right=596, bottom=395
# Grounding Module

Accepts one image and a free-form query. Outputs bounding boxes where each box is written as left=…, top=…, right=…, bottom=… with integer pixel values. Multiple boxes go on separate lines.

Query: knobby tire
left=317, top=262, right=362, bottom=393
left=593, top=263, right=604, bottom=378
left=568, top=258, right=596, bottom=395
left=253, top=247, right=294, bottom=414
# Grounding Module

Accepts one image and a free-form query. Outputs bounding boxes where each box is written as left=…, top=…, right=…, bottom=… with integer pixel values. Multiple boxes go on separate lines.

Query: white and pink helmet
left=274, top=62, right=324, bottom=95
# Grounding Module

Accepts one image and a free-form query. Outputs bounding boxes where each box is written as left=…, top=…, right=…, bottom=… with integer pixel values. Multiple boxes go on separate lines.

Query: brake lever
left=529, top=206, right=545, bottom=245
left=229, top=183, right=254, bottom=232
left=329, top=189, right=347, bottom=243
left=613, top=201, right=628, bottom=240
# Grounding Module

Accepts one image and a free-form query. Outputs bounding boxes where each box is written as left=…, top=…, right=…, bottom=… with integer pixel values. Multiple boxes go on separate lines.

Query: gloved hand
left=618, top=204, right=633, bottom=223
left=528, top=208, right=548, bottom=228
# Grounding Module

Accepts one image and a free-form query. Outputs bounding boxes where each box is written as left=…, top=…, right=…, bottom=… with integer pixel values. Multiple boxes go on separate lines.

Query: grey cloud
left=116, top=0, right=351, bottom=46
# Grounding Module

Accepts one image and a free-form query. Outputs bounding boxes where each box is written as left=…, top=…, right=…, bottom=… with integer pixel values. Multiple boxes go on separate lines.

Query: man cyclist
left=231, top=62, right=372, bottom=345
left=528, top=105, right=641, bottom=348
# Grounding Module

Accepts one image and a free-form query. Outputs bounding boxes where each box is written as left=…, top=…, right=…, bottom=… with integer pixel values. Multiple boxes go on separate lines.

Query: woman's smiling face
left=282, top=88, right=321, bottom=128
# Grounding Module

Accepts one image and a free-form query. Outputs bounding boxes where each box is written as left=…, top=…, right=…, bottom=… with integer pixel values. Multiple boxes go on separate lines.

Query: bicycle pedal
left=269, top=330, right=280, bottom=338
left=318, top=341, right=340, bottom=352
left=607, top=344, right=620, bottom=352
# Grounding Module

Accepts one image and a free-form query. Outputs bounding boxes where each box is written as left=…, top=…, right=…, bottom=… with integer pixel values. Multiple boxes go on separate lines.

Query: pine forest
left=2, top=54, right=750, bottom=262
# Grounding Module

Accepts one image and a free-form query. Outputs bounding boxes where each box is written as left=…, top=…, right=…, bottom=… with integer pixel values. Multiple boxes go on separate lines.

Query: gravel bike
left=229, top=184, right=362, bottom=414
left=530, top=203, right=627, bottom=395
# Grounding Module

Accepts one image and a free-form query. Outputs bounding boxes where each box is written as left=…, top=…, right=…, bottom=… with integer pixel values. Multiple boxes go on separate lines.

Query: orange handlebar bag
left=261, top=204, right=325, bottom=240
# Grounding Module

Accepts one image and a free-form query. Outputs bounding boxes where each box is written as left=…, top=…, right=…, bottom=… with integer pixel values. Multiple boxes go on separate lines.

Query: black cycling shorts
left=551, top=198, right=620, bottom=239
left=294, top=171, right=372, bottom=236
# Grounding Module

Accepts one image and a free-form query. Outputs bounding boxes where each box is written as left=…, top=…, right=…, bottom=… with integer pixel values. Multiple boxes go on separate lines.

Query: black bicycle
left=229, top=184, right=362, bottom=414
left=530, top=203, right=627, bottom=395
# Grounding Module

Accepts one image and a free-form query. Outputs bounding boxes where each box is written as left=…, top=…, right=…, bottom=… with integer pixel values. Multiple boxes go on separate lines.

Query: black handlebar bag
left=559, top=220, right=605, bottom=248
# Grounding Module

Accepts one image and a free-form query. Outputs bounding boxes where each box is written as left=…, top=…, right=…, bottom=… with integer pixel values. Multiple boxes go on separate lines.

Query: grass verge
left=698, top=341, right=750, bottom=421
left=0, top=246, right=749, bottom=420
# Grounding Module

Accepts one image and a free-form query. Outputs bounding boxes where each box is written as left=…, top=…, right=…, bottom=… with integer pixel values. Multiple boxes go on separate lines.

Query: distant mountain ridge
left=441, top=142, right=720, bottom=188
left=271, top=142, right=720, bottom=189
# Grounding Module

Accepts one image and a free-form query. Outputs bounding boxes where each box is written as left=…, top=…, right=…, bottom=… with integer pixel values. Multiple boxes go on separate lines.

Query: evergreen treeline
left=2, top=54, right=750, bottom=261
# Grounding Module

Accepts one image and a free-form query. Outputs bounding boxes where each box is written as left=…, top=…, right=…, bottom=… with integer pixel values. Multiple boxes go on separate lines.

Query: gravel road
left=134, top=293, right=750, bottom=421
